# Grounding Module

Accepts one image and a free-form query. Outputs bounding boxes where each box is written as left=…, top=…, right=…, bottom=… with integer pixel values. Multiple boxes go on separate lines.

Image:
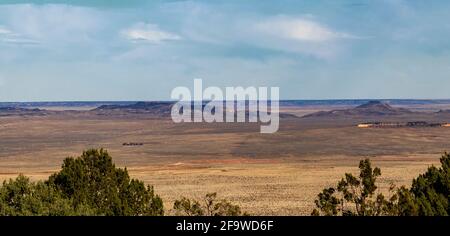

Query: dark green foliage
left=0, top=174, right=94, bottom=216
left=47, top=149, right=163, bottom=216
left=0, top=149, right=163, bottom=216
left=386, top=153, right=450, bottom=216
left=311, top=188, right=340, bottom=216
left=312, top=159, right=386, bottom=216
left=409, top=153, right=450, bottom=216
left=173, top=197, right=204, bottom=216
left=173, top=192, right=247, bottom=216
left=384, top=186, right=419, bottom=216
left=312, top=154, right=450, bottom=216
left=337, top=159, right=383, bottom=216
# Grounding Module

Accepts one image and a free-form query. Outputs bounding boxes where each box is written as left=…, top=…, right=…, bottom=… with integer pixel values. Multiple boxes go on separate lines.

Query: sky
left=0, top=0, right=450, bottom=101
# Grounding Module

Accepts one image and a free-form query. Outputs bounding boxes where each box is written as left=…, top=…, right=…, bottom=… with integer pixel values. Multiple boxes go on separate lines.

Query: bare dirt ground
left=0, top=106, right=448, bottom=215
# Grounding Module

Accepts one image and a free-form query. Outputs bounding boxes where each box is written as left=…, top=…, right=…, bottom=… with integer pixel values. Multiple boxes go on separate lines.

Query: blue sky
left=0, top=0, right=449, bottom=101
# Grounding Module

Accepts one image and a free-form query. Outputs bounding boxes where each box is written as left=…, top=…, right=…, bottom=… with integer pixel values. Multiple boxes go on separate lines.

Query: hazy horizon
left=2, top=98, right=450, bottom=104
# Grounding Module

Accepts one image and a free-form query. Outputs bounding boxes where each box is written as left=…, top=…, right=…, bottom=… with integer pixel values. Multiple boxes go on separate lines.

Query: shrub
left=312, top=153, right=450, bottom=216
left=48, top=149, right=164, bottom=216
left=409, top=153, right=450, bottom=216
left=0, top=149, right=163, bottom=216
left=312, top=159, right=387, bottom=216
left=0, top=174, right=94, bottom=216
left=173, top=192, right=247, bottom=216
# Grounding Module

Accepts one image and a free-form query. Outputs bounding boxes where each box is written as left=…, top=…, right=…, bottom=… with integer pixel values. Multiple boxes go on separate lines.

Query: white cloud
left=0, top=4, right=106, bottom=46
left=0, top=4, right=117, bottom=62
left=160, top=2, right=360, bottom=59
left=0, top=25, right=39, bottom=45
left=122, top=23, right=181, bottom=43
left=0, top=26, right=12, bottom=35
left=256, top=17, right=357, bottom=42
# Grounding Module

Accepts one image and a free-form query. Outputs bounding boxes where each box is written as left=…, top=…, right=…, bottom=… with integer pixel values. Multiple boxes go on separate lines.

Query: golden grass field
left=0, top=105, right=449, bottom=215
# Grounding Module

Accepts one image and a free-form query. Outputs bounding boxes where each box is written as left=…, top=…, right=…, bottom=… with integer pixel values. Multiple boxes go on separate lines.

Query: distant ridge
left=352, top=101, right=413, bottom=115
left=93, top=101, right=173, bottom=116
left=92, top=101, right=298, bottom=119
left=0, top=107, right=46, bottom=117
left=0, top=107, right=41, bottom=112
left=95, top=101, right=173, bottom=111
left=437, top=109, right=450, bottom=114
left=303, top=101, right=414, bottom=118
left=2, top=100, right=449, bottom=120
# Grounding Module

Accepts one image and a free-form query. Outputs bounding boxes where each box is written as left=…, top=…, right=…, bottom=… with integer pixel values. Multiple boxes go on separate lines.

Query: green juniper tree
left=312, top=159, right=386, bottom=216
left=0, top=174, right=94, bottom=216
left=48, top=148, right=164, bottom=216
left=173, top=192, right=247, bottom=216
left=312, top=153, right=450, bottom=216
left=0, top=149, right=163, bottom=216
left=409, top=153, right=450, bottom=216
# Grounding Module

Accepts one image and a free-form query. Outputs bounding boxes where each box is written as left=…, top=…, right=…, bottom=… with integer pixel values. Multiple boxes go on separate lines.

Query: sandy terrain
left=0, top=106, right=448, bottom=215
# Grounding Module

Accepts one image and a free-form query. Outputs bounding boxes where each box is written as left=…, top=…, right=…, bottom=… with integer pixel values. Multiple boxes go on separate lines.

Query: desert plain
left=0, top=101, right=449, bottom=215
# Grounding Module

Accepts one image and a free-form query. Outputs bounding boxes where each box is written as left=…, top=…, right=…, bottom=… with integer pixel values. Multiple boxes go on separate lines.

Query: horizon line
left=2, top=98, right=450, bottom=103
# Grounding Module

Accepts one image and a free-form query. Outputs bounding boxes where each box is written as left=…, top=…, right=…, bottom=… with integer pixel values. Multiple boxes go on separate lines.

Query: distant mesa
left=122, top=142, right=144, bottom=146
left=437, top=109, right=450, bottom=114
left=93, top=101, right=296, bottom=119
left=279, top=113, right=299, bottom=119
left=93, top=101, right=211, bottom=117
left=95, top=101, right=173, bottom=111
left=357, top=121, right=448, bottom=128
left=352, top=101, right=413, bottom=115
left=0, top=107, right=41, bottom=112
left=303, top=101, right=413, bottom=118
left=0, top=107, right=45, bottom=116
left=93, top=101, right=173, bottom=116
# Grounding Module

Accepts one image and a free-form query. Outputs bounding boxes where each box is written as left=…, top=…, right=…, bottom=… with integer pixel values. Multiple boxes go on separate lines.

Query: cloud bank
left=0, top=25, right=39, bottom=45
left=1, top=1, right=449, bottom=101
left=256, top=17, right=357, bottom=42
left=121, top=23, right=181, bottom=43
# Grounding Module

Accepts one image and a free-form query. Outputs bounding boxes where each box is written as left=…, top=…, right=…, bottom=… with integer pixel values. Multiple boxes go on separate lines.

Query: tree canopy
left=312, top=153, right=450, bottom=216
left=0, top=149, right=163, bottom=216
left=173, top=192, right=247, bottom=216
